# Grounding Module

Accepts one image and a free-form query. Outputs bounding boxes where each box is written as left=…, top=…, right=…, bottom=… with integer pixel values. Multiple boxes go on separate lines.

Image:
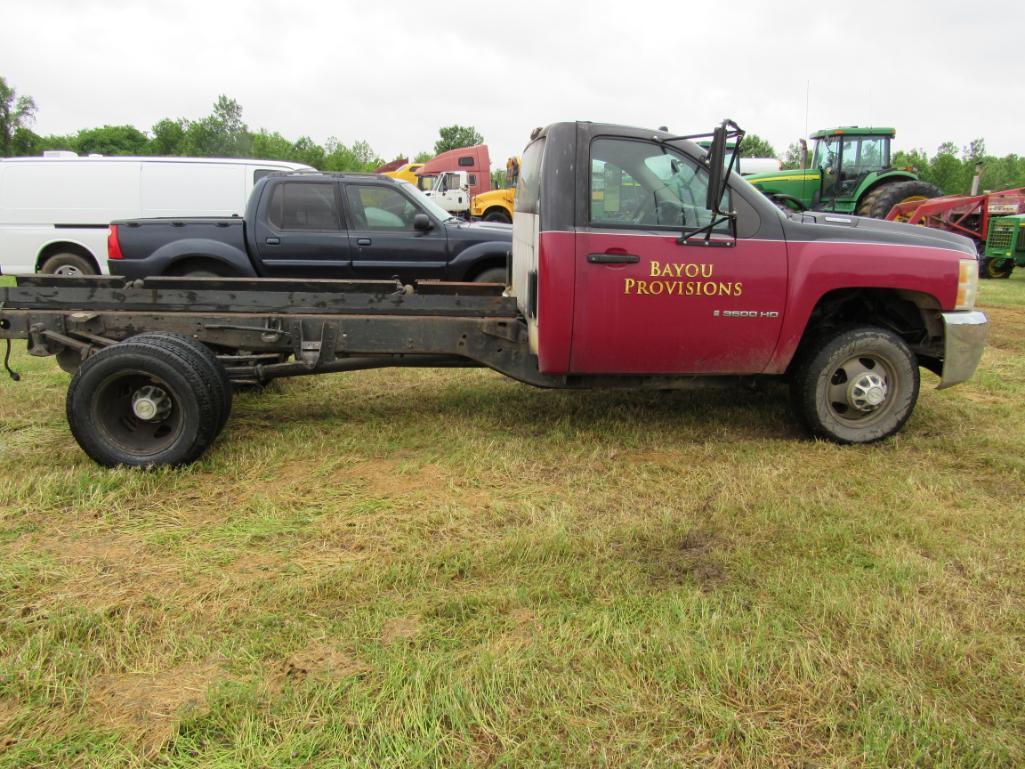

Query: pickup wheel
left=66, top=340, right=225, bottom=467
left=40, top=252, right=97, bottom=276
left=128, top=332, right=233, bottom=432
left=790, top=326, right=919, bottom=444
left=473, top=267, right=507, bottom=284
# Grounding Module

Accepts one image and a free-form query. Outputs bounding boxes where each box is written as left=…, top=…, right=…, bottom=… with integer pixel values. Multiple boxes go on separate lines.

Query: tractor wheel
left=859, top=180, right=943, bottom=220
left=789, top=325, right=920, bottom=444
left=66, top=339, right=225, bottom=467
left=483, top=209, right=512, bottom=223
left=980, top=257, right=1015, bottom=279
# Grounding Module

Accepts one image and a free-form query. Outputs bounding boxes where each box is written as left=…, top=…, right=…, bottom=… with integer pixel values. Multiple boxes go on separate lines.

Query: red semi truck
left=0, top=120, right=987, bottom=466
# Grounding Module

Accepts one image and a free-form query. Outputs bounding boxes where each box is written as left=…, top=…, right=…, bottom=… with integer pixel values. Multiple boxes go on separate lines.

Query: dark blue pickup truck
left=108, top=173, right=513, bottom=283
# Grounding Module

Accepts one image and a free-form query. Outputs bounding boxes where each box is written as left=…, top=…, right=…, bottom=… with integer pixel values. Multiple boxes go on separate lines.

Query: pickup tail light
left=955, top=258, right=979, bottom=310
left=107, top=224, right=123, bottom=260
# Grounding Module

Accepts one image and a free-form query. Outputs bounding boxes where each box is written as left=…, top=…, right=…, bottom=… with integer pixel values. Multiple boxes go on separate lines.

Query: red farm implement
left=885, top=187, right=1025, bottom=277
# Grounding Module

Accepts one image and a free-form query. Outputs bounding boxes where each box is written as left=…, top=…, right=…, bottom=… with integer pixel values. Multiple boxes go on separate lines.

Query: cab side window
left=589, top=138, right=726, bottom=231
left=266, top=182, right=340, bottom=230
left=346, top=185, right=420, bottom=230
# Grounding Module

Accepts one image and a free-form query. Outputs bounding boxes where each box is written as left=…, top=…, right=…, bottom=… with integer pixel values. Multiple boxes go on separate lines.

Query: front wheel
left=790, top=326, right=920, bottom=444
left=483, top=209, right=512, bottom=223
left=980, top=257, right=1014, bottom=279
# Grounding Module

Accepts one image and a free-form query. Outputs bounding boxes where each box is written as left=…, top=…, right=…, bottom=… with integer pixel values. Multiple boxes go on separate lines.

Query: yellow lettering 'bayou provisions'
left=649, top=261, right=714, bottom=279
left=624, top=279, right=743, bottom=297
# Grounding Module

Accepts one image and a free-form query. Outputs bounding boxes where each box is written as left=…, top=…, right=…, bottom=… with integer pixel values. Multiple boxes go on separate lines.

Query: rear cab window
left=265, top=182, right=341, bottom=231
left=515, top=138, right=545, bottom=216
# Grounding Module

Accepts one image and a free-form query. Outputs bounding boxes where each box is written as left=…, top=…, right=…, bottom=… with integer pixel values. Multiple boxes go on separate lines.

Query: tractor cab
left=811, top=127, right=893, bottom=209
left=745, top=125, right=935, bottom=218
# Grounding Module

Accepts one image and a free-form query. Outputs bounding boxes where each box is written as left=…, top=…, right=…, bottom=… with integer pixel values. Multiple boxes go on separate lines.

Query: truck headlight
left=956, top=258, right=979, bottom=310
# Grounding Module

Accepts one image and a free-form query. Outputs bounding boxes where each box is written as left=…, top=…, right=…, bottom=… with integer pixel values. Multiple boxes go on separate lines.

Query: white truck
left=421, top=170, right=473, bottom=217
left=0, top=154, right=313, bottom=275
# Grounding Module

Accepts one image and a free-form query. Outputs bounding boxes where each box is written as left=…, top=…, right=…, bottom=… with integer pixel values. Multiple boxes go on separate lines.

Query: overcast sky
left=3, top=0, right=1024, bottom=166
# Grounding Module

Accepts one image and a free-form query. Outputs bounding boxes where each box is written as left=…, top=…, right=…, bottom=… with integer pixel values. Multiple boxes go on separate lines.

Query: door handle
left=587, top=252, right=639, bottom=264
left=357, top=237, right=372, bottom=246
left=265, top=237, right=280, bottom=245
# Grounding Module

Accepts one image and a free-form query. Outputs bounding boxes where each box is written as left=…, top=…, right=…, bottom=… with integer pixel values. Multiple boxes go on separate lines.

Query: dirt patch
left=89, top=660, right=221, bottom=756
left=342, top=459, right=451, bottom=499
left=381, top=616, right=421, bottom=645
left=638, top=529, right=728, bottom=592
left=43, top=533, right=200, bottom=612
left=280, top=641, right=368, bottom=683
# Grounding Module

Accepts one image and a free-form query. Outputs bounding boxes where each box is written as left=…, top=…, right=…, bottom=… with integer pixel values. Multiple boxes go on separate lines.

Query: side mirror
left=413, top=213, right=432, bottom=231
left=705, top=124, right=727, bottom=212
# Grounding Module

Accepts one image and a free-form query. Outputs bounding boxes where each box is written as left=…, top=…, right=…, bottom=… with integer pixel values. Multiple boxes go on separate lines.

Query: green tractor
left=982, top=213, right=1025, bottom=279
left=745, top=127, right=942, bottom=218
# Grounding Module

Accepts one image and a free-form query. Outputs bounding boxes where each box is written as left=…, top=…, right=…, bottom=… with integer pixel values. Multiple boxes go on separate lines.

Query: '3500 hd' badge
left=713, top=310, right=780, bottom=318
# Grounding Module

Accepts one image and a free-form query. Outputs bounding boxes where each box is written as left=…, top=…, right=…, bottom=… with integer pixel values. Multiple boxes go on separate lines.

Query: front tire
left=483, top=209, right=512, bottom=223
left=790, top=326, right=920, bottom=444
left=980, top=257, right=1014, bottom=279
left=66, top=340, right=225, bottom=467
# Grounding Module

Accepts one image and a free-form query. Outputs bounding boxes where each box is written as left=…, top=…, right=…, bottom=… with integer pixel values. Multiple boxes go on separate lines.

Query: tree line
left=5, top=76, right=1023, bottom=194
left=0, top=77, right=484, bottom=172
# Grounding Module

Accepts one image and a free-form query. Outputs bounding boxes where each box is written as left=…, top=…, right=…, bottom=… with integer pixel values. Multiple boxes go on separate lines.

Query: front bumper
left=938, top=310, right=988, bottom=389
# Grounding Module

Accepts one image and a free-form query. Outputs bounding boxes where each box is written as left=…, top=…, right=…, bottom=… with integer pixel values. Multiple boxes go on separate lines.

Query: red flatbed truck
left=0, top=120, right=988, bottom=467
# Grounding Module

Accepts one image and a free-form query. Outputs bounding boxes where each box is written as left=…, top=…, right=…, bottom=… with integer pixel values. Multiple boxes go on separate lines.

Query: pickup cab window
left=266, top=182, right=341, bottom=231
left=346, top=185, right=421, bottom=230
left=590, top=138, right=727, bottom=231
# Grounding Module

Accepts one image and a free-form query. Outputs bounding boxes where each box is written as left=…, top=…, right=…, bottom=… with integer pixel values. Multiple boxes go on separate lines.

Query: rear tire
left=129, top=332, right=233, bottom=431
left=472, top=267, right=507, bottom=284
left=40, top=252, right=97, bottom=276
left=789, top=326, right=920, bottom=444
left=858, top=180, right=942, bottom=220
left=66, top=340, right=225, bottom=467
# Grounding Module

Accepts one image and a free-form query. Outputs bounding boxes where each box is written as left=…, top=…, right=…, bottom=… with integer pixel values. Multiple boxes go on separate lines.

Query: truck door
left=252, top=180, right=352, bottom=278
left=570, top=137, right=787, bottom=375
left=344, top=182, right=449, bottom=281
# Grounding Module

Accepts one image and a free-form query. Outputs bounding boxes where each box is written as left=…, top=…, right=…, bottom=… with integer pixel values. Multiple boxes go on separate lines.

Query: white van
left=0, top=154, right=314, bottom=275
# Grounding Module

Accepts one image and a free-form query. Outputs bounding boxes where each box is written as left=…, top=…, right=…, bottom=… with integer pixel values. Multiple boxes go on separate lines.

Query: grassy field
left=1, top=273, right=1024, bottom=767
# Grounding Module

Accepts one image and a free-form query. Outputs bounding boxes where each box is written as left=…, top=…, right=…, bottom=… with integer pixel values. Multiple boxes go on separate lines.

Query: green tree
left=414, top=150, right=433, bottom=163
left=74, top=124, right=149, bottom=155
left=150, top=118, right=188, bottom=155
left=289, top=136, right=326, bottom=169
left=739, top=133, right=776, bottom=158
left=182, top=95, right=250, bottom=157
left=249, top=129, right=293, bottom=161
left=434, top=125, right=483, bottom=155
left=0, top=76, right=38, bottom=156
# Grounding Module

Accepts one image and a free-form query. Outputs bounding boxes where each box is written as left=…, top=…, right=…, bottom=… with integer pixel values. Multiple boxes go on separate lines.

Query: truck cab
left=511, top=121, right=985, bottom=442
left=421, top=171, right=472, bottom=216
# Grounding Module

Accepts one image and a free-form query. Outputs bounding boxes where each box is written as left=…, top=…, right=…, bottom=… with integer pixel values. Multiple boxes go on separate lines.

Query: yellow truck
left=470, top=157, right=520, bottom=223
left=382, top=162, right=424, bottom=186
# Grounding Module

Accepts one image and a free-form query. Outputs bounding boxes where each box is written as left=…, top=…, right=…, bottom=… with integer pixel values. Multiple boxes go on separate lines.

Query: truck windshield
left=395, top=179, right=457, bottom=221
